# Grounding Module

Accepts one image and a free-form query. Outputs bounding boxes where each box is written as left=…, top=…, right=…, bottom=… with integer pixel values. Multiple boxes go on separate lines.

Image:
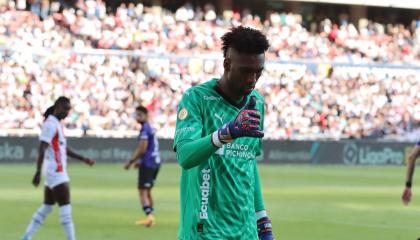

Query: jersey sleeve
left=253, top=95, right=265, bottom=210
left=255, top=94, right=265, bottom=156
left=173, top=89, right=203, bottom=151
left=253, top=159, right=265, bottom=212
left=417, top=140, right=420, bottom=146
left=39, top=120, right=56, bottom=144
left=138, top=124, right=150, bottom=141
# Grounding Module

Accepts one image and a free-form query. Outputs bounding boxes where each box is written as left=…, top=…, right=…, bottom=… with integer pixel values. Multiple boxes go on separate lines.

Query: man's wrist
left=213, top=123, right=235, bottom=147
left=406, top=181, right=412, bottom=188
left=211, top=131, right=224, bottom=148
left=256, top=210, right=268, bottom=220
left=257, top=215, right=273, bottom=239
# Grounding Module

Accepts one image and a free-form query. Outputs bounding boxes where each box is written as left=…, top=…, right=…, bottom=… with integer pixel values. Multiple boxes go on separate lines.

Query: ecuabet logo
left=343, top=143, right=358, bottom=165
left=200, top=168, right=210, bottom=219
left=178, top=108, right=188, bottom=120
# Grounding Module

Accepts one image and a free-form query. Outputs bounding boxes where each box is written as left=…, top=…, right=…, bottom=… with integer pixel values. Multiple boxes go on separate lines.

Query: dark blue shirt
left=138, top=122, right=161, bottom=168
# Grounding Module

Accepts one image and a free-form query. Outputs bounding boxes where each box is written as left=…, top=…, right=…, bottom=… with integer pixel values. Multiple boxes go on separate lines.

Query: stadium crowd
left=0, top=0, right=419, bottom=139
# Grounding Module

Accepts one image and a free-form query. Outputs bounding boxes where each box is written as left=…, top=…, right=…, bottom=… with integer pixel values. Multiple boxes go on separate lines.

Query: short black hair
left=43, top=106, right=55, bottom=119
left=55, top=96, right=70, bottom=107
left=136, top=106, right=148, bottom=114
left=221, top=26, right=270, bottom=57
left=44, top=96, right=70, bottom=119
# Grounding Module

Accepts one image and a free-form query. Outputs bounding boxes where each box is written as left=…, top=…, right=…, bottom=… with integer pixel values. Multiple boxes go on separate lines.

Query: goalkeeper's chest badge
left=178, top=108, right=188, bottom=120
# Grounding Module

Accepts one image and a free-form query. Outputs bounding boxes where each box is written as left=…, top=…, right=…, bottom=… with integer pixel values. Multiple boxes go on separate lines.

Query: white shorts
left=44, top=171, right=70, bottom=189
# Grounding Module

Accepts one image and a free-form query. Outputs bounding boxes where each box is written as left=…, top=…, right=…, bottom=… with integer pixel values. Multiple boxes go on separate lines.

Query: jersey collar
left=48, top=114, right=60, bottom=123
left=213, top=80, right=249, bottom=109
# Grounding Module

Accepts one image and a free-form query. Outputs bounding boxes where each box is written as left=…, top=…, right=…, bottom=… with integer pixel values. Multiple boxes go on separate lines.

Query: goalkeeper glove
left=211, top=96, right=263, bottom=147
left=257, top=216, right=275, bottom=240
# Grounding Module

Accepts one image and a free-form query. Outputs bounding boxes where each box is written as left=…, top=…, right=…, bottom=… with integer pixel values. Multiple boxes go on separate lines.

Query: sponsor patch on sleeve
left=178, top=108, right=188, bottom=120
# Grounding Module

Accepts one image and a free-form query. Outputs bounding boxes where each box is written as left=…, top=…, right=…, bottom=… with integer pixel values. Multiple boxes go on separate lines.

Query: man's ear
left=223, top=58, right=231, bottom=72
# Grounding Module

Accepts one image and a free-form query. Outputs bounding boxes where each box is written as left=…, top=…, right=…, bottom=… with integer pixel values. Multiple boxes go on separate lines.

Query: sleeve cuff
left=256, top=210, right=267, bottom=220
left=39, top=136, right=51, bottom=144
left=211, top=131, right=224, bottom=148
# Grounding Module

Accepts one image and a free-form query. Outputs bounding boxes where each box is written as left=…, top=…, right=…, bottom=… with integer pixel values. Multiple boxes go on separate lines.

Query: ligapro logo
left=342, top=142, right=404, bottom=165
left=343, top=143, right=358, bottom=165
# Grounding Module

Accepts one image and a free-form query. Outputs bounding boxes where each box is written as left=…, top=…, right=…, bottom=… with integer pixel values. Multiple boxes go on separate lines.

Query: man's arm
left=176, top=96, right=263, bottom=170
left=176, top=136, right=219, bottom=170
left=254, top=160, right=275, bottom=240
left=34, top=119, right=55, bottom=186
left=254, top=95, right=266, bottom=211
left=406, top=145, right=420, bottom=184
left=32, top=141, right=49, bottom=187
left=66, top=147, right=95, bottom=166
left=254, top=160, right=265, bottom=212
left=124, top=139, right=148, bottom=170
left=402, top=144, right=420, bottom=205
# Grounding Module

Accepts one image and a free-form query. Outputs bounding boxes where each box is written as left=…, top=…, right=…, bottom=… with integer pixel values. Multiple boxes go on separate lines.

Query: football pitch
left=0, top=163, right=419, bottom=240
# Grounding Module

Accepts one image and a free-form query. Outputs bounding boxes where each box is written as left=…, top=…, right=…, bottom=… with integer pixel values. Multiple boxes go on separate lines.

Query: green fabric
left=176, top=135, right=218, bottom=170
left=253, top=160, right=265, bottom=212
left=174, top=79, right=266, bottom=240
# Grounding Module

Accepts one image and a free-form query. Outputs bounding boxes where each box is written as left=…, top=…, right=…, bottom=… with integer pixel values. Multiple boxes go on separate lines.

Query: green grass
left=0, top=163, right=418, bottom=240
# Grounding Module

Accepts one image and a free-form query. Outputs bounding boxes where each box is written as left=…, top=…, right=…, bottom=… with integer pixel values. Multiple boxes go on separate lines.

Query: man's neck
left=218, top=75, right=243, bottom=103
left=52, top=114, right=61, bottom=121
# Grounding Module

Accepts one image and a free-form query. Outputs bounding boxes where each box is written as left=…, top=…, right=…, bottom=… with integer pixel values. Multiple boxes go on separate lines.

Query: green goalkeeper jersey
left=173, top=78, right=265, bottom=240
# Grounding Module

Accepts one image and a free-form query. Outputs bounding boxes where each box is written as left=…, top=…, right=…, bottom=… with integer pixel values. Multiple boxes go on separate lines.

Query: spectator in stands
left=0, top=1, right=419, bottom=140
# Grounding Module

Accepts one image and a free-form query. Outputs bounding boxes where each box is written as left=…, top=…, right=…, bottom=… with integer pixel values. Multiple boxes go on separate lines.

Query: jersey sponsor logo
left=227, top=143, right=249, bottom=151
left=178, top=108, right=188, bottom=120
left=225, top=143, right=256, bottom=159
left=177, top=126, right=195, bottom=133
left=214, top=113, right=224, bottom=124
left=200, top=168, right=210, bottom=220
left=215, top=147, right=224, bottom=155
left=204, top=96, right=221, bottom=101
left=214, top=143, right=257, bottom=159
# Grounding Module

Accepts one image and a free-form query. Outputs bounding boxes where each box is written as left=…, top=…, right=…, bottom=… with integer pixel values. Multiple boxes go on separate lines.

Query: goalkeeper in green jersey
left=173, top=26, right=275, bottom=240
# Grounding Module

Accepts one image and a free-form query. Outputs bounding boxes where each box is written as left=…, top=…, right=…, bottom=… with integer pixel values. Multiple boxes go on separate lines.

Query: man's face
left=56, top=102, right=71, bottom=120
left=135, top=110, right=147, bottom=124
left=224, top=48, right=265, bottom=96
